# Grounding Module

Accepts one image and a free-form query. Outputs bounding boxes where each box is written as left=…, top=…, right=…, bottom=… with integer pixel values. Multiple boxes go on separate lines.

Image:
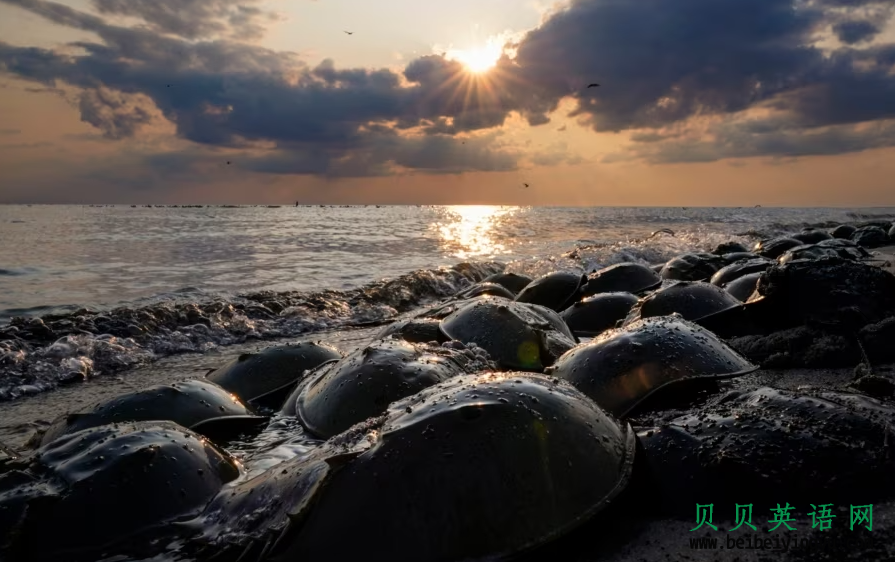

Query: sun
left=447, top=42, right=503, bottom=74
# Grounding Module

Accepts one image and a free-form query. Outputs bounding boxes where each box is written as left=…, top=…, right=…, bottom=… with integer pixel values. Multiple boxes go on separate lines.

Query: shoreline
left=2, top=224, right=895, bottom=561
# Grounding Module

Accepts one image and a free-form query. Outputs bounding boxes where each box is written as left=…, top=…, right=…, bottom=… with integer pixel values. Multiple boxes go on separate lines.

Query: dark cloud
left=2, top=0, right=895, bottom=178
left=832, top=19, right=881, bottom=44
left=608, top=117, right=895, bottom=164
left=0, top=128, right=20, bottom=134
left=78, top=87, right=158, bottom=138
left=90, top=0, right=277, bottom=40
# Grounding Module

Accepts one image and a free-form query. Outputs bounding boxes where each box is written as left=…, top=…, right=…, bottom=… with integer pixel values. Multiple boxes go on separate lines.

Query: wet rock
left=860, top=316, right=895, bottom=364
left=728, top=325, right=861, bottom=368
left=638, top=387, right=895, bottom=514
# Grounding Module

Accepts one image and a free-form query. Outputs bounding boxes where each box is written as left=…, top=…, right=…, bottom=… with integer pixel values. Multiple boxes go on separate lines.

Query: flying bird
left=586, top=83, right=600, bottom=88
left=344, top=31, right=354, bottom=35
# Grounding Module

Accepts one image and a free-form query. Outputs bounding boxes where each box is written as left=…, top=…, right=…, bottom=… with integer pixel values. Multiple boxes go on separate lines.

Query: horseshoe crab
left=853, top=225, right=890, bottom=248
left=753, top=256, right=895, bottom=324
left=560, top=292, right=639, bottom=337
left=440, top=298, right=577, bottom=371
left=483, top=272, right=533, bottom=294
left=547, top=316, right=756, bottom=417
left=818, top=237, right=870, bottom=253
left=456, top=282, right=516, bottom=300
left=638, top=387, right=895, bottom=512
left=777, top=242, right=867, bottom=264
left=513, top=271, right=587, bottom=312
left=709, top=258, right=771, bottom=287
left=580, top=262, right=662, bottom=297
left=721, top=251, right=758, bottom=263
left=723, top=271, right=762, bottom=302
left=752, top=237, right=803, bottom=259
left=374, top=318, right=448, bottom=344
left=206, top=341, right=343, bottom=408
left=697, top=256, right=895, bottom=338
left=0, top=421, right=240, bottom=562
left=792, top=228, right=832, bottom=244
left=831, top=224, right=857, bottom=239
left=626, top=281, right=743, bottom=325
left=712, top=241, right=750, bottom=255
left=659, top=253, right=726, bottom=281
left=295, top=339, right=494, bottom=439
left=35, top=379, right=266, bottom=448
left=199, top=372, right=636, bottom=562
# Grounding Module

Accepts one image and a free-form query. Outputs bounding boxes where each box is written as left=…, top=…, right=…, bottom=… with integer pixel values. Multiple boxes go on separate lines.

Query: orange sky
left=2, top=0, right=895, bottom=205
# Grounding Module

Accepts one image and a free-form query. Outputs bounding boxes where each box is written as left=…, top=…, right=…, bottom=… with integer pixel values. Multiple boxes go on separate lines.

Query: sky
left=1, top=0, right=895, bottom=205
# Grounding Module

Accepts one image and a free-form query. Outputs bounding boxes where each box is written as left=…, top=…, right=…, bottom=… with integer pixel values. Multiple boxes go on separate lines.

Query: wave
left=0, top=262, right=503, bottom=401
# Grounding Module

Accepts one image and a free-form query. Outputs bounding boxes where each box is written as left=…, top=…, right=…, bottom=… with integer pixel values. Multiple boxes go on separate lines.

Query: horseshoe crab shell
left=721, top=251, right=758, bottom=263
left=752, top=237, right=803, bottom=259
left=374, top=318, right=448, bottom=344
left=754, top=256, right=895, bottom=321
left=483, top=272, right=533, bottom=295
left=853, top=225, right=890, bottom=248
left=697, top=256, right=895, bottom=338
left=206, top=341, right=343, bottom=408
left=777, top=243, right=865, bottom=264
left=267, top=372, right=636, bottom=562
left=712, top=241, right=750, bottom=255
left=560, top=292, right=639, bottom=337
left=723, top=271, right=762, bottom=302
left=0, top=421, right=240, bottom=561
left=792, top=228, right=832, bottom=244
left=638, top=388, right=895, bottom=512
left=36, top=379, right=265, bottom=447
left=817, top=237, right=870, bottom=254
left=580, top=262, right=662, bottom=297
left=627, top=281, right=743, bottom=324
left=440, top=299, right=577, bottom=371
left=659, top=253, right=726, bottom=281
left=456, top=282, right=516, bottom=300
left=295, top=339, right=494, bottom=439
left=831, top=224, right=856, bottom=239
left=709, top=258, right=771, bottom=286
left=546, top=316, right=757, bottom=417
left=513, top=271, right=587, bottom=312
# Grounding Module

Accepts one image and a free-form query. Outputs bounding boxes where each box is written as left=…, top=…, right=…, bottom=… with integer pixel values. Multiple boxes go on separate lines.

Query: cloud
left=613, top=114, right=895, bottom=164
left=0, top=128, right=20, bottom=135
left=2, top=0, right=895, bottom=182
left=78, top=87, right=159, bottom=138
left=90, top=0, right=279, bottom=40
left=832, top=20, right=881, bottom=44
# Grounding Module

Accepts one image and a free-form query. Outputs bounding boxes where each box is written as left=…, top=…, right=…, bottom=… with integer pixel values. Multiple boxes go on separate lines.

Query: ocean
left=1, top=204, right=894, bottom=425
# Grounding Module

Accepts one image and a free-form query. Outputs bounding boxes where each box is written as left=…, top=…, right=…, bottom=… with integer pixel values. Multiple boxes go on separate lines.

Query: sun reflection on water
left=436, top=205, right=518, bottom=259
